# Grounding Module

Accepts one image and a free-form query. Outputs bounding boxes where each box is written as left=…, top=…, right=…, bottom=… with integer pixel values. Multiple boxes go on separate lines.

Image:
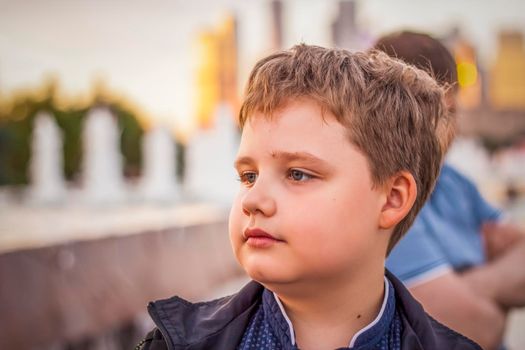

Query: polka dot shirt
left=237, top=278, right=402, bottom=350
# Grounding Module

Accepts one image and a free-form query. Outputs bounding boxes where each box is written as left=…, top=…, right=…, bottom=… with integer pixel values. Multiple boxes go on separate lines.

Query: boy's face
left=229, top=99, right=387, bottom=287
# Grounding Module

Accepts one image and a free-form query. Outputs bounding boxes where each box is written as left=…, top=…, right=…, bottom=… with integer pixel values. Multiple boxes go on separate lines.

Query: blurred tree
left=112, top=103, right=144, bottom=179
left=0, top=82, right=145, bottom=186
left=54, top=107, right=85, bottom=181
left=0, top=91, right=54, bottom=185
left=176, top=139, right=185, bottom=183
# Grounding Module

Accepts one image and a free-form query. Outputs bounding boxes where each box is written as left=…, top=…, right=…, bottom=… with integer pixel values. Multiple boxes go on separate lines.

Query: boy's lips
left=243, top=228, right=284, bottom=248
left=243, top=227, right=279, bottom=239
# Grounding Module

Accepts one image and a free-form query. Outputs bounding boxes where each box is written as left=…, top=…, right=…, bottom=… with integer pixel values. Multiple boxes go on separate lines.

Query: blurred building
left=194, top=15, right=238, bottom=129
left=332, top=0, right=358, bottom=49
left=443, top=28, right=525, bottom=144
left=453, top=35, right=483, bottom=110
left=195, top=31, right=220, bottom=128
left=331, top=0, right=370, bottom=50
left=270, top=0, right=284, bottom=50
left=489, top=31, right=525, bottom=111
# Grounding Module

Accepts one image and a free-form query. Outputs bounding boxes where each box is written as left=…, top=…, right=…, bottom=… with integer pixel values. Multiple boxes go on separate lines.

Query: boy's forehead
left=238, top=103, right=360, bottom=161
left=241, top=115, right=352, bottom=157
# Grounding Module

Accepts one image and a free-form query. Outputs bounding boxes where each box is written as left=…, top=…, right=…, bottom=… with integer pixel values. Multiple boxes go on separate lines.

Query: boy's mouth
left=243, top=228, right=284, bottom=248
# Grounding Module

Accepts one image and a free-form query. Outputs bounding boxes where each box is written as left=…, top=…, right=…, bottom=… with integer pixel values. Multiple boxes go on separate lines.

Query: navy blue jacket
left=137, top=271, right=481, bottom=350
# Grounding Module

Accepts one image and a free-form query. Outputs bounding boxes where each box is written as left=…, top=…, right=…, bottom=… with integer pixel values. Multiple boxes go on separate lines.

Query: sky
left=0, top=0, right=524, bottom=132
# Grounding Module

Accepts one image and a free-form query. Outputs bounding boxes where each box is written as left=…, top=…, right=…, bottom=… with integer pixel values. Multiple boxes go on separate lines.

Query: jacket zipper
left=134, top=338, right=146, bottom=350
left=147, top=302, right=175, bottom=350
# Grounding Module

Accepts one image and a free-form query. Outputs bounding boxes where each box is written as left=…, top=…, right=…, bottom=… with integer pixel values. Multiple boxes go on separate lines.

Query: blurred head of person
left=373, top=30, right=458, bottom=154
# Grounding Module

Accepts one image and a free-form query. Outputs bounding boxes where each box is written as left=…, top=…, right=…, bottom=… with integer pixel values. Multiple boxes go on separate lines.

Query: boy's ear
left=379, top=171, right=417, bottom=230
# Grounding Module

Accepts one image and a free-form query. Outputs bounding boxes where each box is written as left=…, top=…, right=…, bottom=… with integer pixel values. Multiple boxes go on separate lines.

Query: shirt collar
left=264, top=276, right=396, bottom=348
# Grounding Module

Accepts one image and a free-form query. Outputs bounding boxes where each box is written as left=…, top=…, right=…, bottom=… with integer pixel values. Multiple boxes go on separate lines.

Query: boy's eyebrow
left=234, top=151, right=333, bottom=169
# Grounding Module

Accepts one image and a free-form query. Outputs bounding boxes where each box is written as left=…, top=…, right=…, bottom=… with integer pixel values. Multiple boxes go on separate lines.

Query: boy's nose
left=241, top=179, right=277, bottom=217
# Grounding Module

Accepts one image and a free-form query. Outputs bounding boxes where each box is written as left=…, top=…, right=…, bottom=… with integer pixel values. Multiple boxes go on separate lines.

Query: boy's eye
left=238, top=169, right=315, bottom=185
left=239, top=171, right=257, bottom=185
left=288, top=169, right=314, bottom=182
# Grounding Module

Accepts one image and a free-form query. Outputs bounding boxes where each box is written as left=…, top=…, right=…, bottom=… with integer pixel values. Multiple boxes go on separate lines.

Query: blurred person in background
left=375, top=31, right=525, bottom=350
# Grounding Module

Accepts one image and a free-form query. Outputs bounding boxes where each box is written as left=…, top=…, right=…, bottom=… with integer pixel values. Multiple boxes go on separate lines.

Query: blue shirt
left=386, top=163, right=501, bottom=285
left=237, top=277, right=402, bottom=350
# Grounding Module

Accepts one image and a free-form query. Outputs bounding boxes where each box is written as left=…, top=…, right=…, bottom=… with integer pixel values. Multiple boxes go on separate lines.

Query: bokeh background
left=0, top=0, right=524, bottom=349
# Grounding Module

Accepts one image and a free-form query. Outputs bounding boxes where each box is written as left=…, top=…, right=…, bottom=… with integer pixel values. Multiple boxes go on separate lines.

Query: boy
left=376, top=31, right=525, bottom=350
left=138, top=44, right=480, bottom=349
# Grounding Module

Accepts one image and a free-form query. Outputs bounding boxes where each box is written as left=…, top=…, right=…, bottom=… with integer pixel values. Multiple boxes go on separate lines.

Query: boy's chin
left=246, top=268, right=323, bottom=297
left=236, top=250, right=307, bottom=289
left=243, top=264, right=299, bottom=287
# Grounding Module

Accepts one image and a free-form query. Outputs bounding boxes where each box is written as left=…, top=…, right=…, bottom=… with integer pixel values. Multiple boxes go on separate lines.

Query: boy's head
left=229, top=44, right=449, bottom=288
left=374, top=30, right=458, bottom=151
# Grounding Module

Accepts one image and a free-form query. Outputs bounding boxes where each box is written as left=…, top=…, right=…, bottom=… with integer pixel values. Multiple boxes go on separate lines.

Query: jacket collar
left=148, top=281, right=263, bottom=350
left=149, top=270, right=481, bottom=350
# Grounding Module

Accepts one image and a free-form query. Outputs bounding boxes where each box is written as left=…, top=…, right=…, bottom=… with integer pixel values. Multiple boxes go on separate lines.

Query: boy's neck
left=273, top=266, right=386, bottom=350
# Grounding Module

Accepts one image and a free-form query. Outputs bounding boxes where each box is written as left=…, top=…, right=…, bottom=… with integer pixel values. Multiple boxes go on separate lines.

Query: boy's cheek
left=228, top=199, right=245, bottom=246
